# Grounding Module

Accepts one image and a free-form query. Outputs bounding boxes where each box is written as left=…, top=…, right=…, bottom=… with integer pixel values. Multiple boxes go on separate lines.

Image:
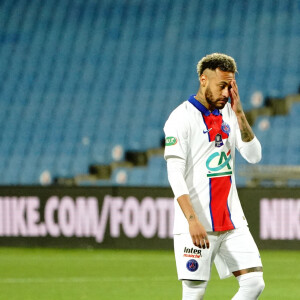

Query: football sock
left=182, top=280, right=207, bottom=300
left=232, top=272, right=265, bottom=300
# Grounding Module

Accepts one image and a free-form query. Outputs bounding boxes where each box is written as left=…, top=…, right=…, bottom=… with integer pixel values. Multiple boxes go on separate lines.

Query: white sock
left=232, top=272, right=265, bottom=300
left=182, top=280, right=207, bottom=300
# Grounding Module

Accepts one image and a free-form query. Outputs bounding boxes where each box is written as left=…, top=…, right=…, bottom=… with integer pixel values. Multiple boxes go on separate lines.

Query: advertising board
left=0, top=186, right=299, bottom=249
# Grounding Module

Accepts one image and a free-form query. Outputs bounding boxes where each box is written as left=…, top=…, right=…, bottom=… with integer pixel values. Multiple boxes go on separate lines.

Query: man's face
left=203, top=68, right=235, bottom=110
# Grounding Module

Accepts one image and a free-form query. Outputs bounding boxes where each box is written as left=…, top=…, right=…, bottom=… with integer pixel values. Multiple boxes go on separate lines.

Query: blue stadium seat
left=0, top=0, right=299, bottom=185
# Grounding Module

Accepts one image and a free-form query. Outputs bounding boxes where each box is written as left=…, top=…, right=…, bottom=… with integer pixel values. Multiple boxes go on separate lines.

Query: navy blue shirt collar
left=188, top=95, right=220, bottom=116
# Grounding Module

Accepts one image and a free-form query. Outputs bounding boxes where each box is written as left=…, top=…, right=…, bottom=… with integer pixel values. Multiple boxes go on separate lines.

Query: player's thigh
left=218, top=226, right=262, bottom=273
left=174, top=233, right=219, bottom=281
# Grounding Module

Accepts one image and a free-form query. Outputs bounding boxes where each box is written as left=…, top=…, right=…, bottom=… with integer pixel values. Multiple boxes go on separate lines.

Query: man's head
left=196, top=53, right=238, bottom=111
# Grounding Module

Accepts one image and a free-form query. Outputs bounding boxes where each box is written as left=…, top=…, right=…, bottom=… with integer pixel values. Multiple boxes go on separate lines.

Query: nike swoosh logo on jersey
left=203, top=128, right=212, bottom=134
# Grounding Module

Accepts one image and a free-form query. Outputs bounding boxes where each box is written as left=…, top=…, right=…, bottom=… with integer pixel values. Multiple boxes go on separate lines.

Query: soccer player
left=164, top=53, right=265, bottom=300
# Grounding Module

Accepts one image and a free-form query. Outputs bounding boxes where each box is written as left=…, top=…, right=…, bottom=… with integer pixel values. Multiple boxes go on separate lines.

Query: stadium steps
left=54, top=92, right=300, bottom=187
left=0, top=0, right=300, bottom=186
left=58, top=146, right=166, bottom=187
left=56, top=91, right=300, bottom=186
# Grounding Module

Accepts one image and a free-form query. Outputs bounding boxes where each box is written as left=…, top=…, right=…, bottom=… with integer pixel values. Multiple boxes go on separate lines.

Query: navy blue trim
left=209, top=178, right=215, bottom=231
left=226, top=176, right=235, bottom=228
left=188, top=95, right=220, bottom=116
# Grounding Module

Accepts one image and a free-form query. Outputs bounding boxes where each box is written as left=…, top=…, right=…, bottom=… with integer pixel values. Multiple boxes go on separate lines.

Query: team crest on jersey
left=221, top=121, right=230, bottom=135
left=186, top=259, right=199, bottom=272
left=206, top=149, right=232, bottom=177
left=215, top=133, right=224, bottom=147
left=165, top=136, right=177, bottom=146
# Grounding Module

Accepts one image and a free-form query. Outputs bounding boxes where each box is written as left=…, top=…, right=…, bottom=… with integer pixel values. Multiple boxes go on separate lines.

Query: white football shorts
left=174, top=226, right=262, bottom=281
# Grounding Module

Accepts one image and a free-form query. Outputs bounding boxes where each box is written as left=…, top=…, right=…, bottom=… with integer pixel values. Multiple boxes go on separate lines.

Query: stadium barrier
left=0, top=186, right=299, bottom=250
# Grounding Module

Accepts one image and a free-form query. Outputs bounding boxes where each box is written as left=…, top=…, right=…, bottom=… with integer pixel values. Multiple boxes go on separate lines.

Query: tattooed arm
left=229, top=79, right=255, bottom=142
left=236, top=112, right=254, bottom=142
left=229, top=79, right=262, bottom=163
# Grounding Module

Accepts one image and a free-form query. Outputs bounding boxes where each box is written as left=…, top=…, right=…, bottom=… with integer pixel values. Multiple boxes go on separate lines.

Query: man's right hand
left=188, top=216, right=210, bottom=249
left=176, top=194, right=210, bottom=249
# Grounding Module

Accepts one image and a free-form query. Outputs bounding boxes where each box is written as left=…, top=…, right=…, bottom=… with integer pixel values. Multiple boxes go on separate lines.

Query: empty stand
left=0, top=0, right=299, bottom=186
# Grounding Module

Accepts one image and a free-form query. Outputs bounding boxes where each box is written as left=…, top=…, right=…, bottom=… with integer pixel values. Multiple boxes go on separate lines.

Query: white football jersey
left=164, top=95, right=260, bottom=234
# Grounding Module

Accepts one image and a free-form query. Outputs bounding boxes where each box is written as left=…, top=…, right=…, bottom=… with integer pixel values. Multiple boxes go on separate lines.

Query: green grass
left=0, top=248, right=299, bottom=299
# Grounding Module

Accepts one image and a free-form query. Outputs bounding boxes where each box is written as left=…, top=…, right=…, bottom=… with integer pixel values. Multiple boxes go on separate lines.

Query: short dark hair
left=197, top=53, right=237, bottom=77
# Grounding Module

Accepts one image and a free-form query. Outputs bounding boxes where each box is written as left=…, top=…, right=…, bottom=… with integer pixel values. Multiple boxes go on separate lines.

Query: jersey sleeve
left=166, top=157, right=190, bottom=199
left=163, top=109, right=189, bottom=160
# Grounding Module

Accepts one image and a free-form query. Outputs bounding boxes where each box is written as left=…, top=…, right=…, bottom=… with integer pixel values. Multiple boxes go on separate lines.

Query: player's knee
left=233, top=272, right=265, bottom=300
left=182, top=280, right=207, bottom=300
left=254, top=276, right=265, bottom=296
left=244, top=273, right=264, bottom=296
left=242, top=275, right=265, bottom=297
left=257, top=277, right=265, bottom=296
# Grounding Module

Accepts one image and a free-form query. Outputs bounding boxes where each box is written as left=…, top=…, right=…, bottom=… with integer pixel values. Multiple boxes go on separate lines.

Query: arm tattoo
left=188, top=215, right=195, bottom=221
left=238, top=114, right=254, bottom=142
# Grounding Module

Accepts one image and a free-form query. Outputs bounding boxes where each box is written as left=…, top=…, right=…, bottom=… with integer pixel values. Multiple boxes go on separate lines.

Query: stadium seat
left=0, top=0, right=299, bottom=186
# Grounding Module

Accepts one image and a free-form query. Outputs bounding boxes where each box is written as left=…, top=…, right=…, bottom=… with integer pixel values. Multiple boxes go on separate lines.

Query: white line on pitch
left=0, top=276, right=175, bottom=284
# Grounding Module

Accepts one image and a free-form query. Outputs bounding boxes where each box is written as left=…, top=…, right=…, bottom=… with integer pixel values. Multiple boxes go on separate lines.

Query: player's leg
left=174, top=232, right=219, bottom=300
left=231, top=271, right=265, bottom=300
left=182, top=280, right=208, bottom=300
left=215, top=226, right=264, bottom=299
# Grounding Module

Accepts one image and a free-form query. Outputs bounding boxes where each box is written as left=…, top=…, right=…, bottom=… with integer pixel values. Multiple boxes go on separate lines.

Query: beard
left=205, top=85, right=228, bottom=110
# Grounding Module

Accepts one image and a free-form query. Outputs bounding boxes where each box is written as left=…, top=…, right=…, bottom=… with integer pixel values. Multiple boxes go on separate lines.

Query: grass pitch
left=0, top=247, right=299, bottom=299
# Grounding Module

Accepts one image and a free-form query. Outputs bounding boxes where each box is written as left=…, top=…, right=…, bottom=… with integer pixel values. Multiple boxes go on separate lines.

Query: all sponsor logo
left=203, top=128, right=212, bottom=134
left=186, top=259, right=199, bottom=272
left=206, top=150, right=232, bottom=177
left=165, top=136, right=177, bottom=146
left=215, top=133, right=224, bottom=147
left=260, top=198, right=300, bottom=240
left=183, top=247, right=202, bottom=258
left=0, top=196, right=174, bottom=243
